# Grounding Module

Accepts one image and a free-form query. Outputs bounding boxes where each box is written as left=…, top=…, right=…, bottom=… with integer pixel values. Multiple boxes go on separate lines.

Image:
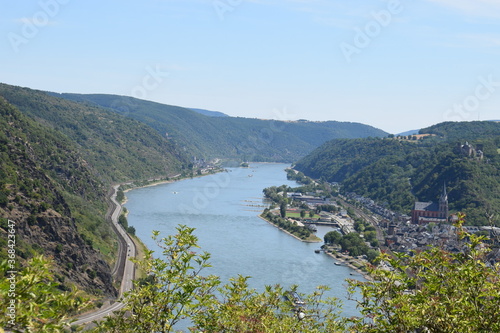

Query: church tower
left=439, top=183, right=449, bottom=221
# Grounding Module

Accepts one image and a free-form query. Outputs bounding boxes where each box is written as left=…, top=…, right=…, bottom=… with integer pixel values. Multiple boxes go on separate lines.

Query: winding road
left=71, top=185, right=137, bottom=326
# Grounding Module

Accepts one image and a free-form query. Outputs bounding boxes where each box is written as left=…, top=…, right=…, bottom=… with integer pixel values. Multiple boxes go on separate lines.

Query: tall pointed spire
left=439, top=182, right=449, bottom=221
left=441, top=182, right=447, bottom=201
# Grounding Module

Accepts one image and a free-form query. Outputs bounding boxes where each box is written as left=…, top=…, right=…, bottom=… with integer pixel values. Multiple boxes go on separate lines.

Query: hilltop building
left=411, top=184, right=449, bottom=224
left=457, top=141, right=484, bottom=160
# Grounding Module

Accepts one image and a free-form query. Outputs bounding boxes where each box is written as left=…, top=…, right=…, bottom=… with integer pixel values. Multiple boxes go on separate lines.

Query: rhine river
left=124, top=163, right=364, bottom=318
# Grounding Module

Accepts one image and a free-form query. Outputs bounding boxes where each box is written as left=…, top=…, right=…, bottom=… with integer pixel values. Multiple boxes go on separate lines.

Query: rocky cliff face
left=8, top=209, right=117, bottom=297
left=0, top=97, right=117, bottom=297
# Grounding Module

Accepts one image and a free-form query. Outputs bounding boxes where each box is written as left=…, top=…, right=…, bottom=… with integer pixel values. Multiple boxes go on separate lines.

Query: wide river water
left=125, top=163, right=363, bottom=319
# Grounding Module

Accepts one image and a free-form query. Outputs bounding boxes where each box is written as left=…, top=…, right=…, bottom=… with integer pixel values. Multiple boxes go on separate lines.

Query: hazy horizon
left=2, top=0, right=499, bottom=133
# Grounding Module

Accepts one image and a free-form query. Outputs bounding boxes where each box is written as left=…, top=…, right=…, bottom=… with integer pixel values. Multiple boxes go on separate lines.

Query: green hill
left=0, top=97, right=116, bottom=296
left=0, top=83, right=190, bottom=298
left=420, top=121, right=500, bottom=140
left=0, top=84, right=187, bottom=183
left=50, top=93, right=388, bottom=162
left=294, top=122, right=500, bottom=225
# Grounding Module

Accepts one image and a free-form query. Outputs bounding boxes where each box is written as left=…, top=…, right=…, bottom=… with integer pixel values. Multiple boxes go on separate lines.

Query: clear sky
left=1, top=0, right=499, bottom=133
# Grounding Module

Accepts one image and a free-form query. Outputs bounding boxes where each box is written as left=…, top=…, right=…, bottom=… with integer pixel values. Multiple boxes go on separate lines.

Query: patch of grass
left=304, top=234, right=322, bottom=242
left=286, top=211, right=320, bottom=219
left=130, top=235, right=148, bottom=280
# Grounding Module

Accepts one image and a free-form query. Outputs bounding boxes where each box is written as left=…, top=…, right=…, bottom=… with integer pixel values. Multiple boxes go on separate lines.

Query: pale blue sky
left=1, top=0, right=499, bottom=133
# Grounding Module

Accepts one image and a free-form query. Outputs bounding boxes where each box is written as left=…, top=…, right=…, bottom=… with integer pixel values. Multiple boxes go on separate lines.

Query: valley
left=1, top=82, right=500, bottom=331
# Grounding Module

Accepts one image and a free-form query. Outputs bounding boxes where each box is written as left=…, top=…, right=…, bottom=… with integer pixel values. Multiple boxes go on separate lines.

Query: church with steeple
left=411, top=184, right=449, bottom=224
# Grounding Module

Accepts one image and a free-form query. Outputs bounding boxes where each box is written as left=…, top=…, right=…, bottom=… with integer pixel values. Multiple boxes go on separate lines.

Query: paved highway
left=71, top=185, right=136, bottom=326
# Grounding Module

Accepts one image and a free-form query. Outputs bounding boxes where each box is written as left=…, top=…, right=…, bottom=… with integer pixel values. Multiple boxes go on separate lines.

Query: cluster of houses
left=281, top=174, right=500, bottom=264
left=345, top=192, right=402, bottom=221
left=192, top=157, right=221, bottom=174
left=384, top=222, right=457, bottom=253
left=346, top=184, right=500, bottom=263
left=383, top=221, right=500, bottom=263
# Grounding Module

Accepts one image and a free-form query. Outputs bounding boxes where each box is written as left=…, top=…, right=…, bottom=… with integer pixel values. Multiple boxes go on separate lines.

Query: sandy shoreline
left=122, top=178, right=179, bottom=193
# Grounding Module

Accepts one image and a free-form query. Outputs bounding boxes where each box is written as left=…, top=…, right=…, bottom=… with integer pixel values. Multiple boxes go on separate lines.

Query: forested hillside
left=294, top=122, right=500, bottom=225
left=0, top=84, right=190, bottom=298
left=421, top=121, right=500, bottom=140
left=0, top=98, right=116, bottom=296
left=0, top=84, right=187, bottom=183
left=52, top=93, right=388, bottom=162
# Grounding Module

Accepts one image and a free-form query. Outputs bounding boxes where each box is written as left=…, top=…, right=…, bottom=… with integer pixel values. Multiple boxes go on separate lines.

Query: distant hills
left=50, top=92, right=388, bottom=163
left=190, top=108, right=229, bottom=117
left=420, top=121, right=500, bottom=141
left=397, top=129, right=419, bottom=136
left=294, top=121, right=500, bottom=226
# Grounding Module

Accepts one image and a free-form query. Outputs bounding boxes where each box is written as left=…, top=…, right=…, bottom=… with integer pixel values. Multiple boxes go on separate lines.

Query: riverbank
left=258, top=214, right=321, bottom=243
left=122, top=176, right=181, bottom=194
left=259, top=214, right=372, bottom=279
left=122, top=167, right=231, bottom=194
left=324, top=251, right=372, bottom=280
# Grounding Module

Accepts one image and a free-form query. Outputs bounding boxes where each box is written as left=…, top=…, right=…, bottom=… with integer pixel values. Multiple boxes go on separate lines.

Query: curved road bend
left=72, top=185, right=137, bottom=326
